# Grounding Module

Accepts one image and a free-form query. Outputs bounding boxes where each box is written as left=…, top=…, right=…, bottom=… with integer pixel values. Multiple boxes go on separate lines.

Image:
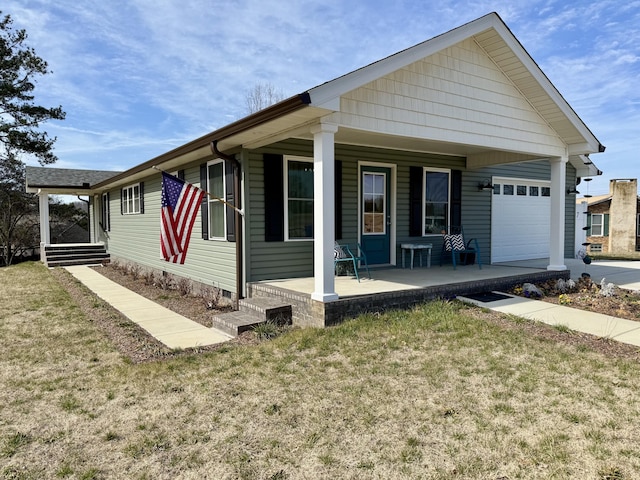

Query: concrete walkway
left=457, top=258, right=640, bottom=347
left=65, top=265, right=231, bottom=349
left=459, top=292, right=640, bottom=348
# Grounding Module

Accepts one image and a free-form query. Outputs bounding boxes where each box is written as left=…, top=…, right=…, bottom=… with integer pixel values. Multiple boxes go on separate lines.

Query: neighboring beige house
left=578, top=179, right=640, bottom=254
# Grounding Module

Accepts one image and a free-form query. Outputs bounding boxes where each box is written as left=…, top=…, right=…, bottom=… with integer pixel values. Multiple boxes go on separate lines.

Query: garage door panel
left=491, top=179, right=550, bottom=263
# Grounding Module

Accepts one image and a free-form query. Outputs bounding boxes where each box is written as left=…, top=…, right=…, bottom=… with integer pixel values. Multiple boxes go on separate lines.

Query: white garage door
left=491, top=177, right=551, bottom=263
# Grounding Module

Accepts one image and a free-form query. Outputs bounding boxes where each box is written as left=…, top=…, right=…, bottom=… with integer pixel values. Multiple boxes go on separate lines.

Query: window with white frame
left=285, top=156, right=314, bottom=240
left=423, top=168, right=450, bottom=235
left=122, top=183, right=141, bottom=214
left=101, top=192, right=110, bottom=231
left=591, top=213, right=604, bottom=236
left=207, top=160, right=226, bottom=240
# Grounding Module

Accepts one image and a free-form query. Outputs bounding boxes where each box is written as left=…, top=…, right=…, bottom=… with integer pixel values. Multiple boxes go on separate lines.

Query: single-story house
left=27, top=12, right=604, bottom=326
left=576, top=179, right=639, bottom=254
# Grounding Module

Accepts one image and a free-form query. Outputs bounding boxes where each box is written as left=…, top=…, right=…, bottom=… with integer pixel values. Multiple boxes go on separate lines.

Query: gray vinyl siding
left=246, top=139, right=467, bottom=281
left=103, top=165, right=237, bottom=293
left=247, top=140, right=315, bottom=281
left=246, top=141, right=577, bottom=281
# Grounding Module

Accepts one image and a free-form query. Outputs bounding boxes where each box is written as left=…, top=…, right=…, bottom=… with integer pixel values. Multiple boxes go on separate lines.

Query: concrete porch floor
left=260, top=260, right=543, bottom=298
left=259, top=257, right=640, bottom=298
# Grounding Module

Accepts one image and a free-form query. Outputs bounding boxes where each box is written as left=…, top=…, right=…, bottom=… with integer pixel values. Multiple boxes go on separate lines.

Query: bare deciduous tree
left=245, top=82, right=285, bottom=114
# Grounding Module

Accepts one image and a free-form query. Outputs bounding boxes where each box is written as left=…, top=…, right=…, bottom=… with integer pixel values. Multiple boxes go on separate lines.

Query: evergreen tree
left=0, top=12, right=66, bottom=265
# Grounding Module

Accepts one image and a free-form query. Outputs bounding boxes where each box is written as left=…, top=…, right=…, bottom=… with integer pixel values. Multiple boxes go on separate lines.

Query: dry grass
left=2, top=262, right=640, bottom=479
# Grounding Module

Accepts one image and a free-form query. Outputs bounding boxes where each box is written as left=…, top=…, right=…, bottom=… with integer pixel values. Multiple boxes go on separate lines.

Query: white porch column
left=548, top=156, right=568, bottom=271
left=310, top=122, right=339, bottom=302
left=38, top=191, right=50, bottom=260
left=92, top=194, right=99, bottom=243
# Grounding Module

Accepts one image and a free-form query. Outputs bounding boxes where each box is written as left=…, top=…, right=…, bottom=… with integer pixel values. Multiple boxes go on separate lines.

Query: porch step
left=211, top=297, right=292, bottom=337
left=239, top=297, right=292, bottom=323
left=44, top=244, right=109, bottom=267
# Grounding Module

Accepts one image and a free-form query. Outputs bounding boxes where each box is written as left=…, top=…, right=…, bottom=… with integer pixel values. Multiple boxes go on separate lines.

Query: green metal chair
left=334, top=242, right=371, bottom=282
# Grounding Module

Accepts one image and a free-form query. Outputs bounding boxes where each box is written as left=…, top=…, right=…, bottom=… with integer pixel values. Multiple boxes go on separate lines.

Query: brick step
left=211, top=297, right=292, bottom=337
left=211, top=310, right=267, bottom=337
left=239, top=297, right=292, bottom=324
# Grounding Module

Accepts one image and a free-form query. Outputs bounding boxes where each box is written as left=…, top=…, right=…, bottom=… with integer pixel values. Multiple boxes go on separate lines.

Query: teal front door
left=360, top=166, right=391, bottom=265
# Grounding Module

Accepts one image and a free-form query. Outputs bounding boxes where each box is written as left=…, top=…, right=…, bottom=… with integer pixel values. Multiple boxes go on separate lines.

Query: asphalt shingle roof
left=25, top=166, right=122, bottom=189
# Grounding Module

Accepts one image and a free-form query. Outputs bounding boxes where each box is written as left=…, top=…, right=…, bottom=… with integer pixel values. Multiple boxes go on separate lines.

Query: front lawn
left=2, top=262, right=640, bottom=479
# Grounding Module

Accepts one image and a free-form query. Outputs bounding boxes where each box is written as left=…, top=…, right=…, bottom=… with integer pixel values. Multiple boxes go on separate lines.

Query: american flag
left=160, top=172, right=205, bottom=264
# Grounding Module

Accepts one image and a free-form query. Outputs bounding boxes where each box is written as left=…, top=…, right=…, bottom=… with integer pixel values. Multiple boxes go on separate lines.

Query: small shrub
left=201, top=285, right=222, bottom=310
left=176, top=277, right=192, bottom=297
left=143, top=270, right=157, bottom=286
left=155, top=274, right=174, bottom=291
left=127, top=263, right=142, bottom=280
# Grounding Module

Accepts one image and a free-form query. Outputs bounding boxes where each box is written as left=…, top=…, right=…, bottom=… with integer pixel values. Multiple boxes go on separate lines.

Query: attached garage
left=491, top=177, right=551, bottom=263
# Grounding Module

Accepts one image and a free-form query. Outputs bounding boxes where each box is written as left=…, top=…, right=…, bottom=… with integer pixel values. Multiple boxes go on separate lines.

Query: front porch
left=248, top=259, right=573, bottom=327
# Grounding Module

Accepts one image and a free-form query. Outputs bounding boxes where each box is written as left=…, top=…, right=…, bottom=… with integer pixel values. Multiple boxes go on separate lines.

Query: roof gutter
left=92, top=92, right=312, bottom=190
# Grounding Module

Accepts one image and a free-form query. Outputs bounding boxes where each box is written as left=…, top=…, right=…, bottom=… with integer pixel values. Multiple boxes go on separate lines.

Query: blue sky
left=4, top=0, right=639, bottom=196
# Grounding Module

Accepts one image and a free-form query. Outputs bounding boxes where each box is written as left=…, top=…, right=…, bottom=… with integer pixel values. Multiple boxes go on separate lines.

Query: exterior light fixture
left=567, top=187, right=580, bottom=195
left=478, top=179, right=493, bottom=191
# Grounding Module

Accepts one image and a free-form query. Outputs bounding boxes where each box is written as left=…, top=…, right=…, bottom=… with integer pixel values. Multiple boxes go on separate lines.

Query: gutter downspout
left=211, top=140, right=243, bottom=310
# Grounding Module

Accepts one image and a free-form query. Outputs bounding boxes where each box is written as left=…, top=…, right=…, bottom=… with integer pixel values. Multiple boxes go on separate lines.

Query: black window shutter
left=200, top=164, right=209, bottom=240
left=120, top=188, right=124, bottom=215
left=225, top=160, right=236, bottom=242
left=409, top=166, right=423, bottom=236
left=335, top=160, right=343, bottom=240
left=139, top=182, right=144, bottom=214
left=604, top=214, right=610, bottom=236
left=450, top=169, right=462, bottom=227
left=177, top=170, right=185, bottom=180
left=263, top=154, right=284, bottom=242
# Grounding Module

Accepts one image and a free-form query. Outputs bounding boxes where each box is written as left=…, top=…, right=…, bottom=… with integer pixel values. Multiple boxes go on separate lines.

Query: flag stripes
left=160, top=172, right=205, bottom=264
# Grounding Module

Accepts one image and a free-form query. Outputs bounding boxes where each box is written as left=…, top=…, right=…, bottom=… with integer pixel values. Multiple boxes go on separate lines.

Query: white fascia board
left=307, top=13, right=498, bottom=109
left=569, top=155, right=602, bottom=177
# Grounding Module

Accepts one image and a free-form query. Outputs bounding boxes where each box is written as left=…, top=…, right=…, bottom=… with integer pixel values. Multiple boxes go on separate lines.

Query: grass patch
left=3, top=262, right=640, bottom=478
